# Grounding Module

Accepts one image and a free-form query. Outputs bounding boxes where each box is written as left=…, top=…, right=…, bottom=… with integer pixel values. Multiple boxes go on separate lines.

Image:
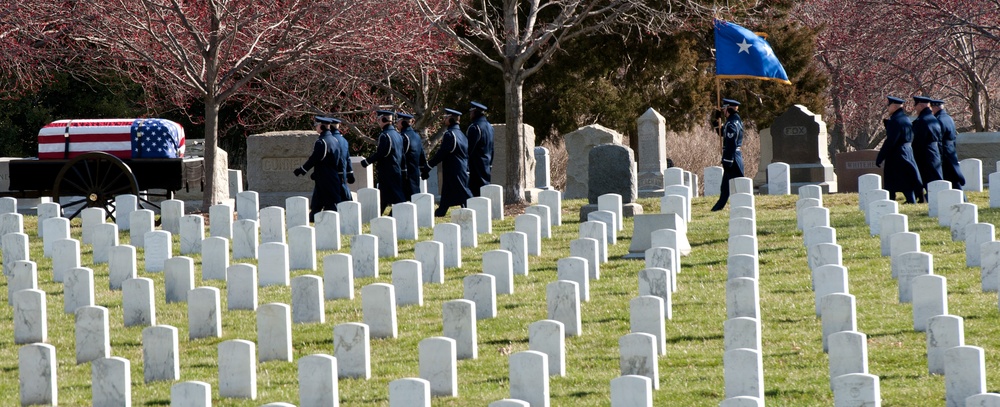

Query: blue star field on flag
left=714, top=19, right=791, bottom=84
left=130, top=119, right=185, bottom=158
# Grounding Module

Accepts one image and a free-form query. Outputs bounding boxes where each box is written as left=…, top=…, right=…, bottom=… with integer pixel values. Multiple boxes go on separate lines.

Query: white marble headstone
left=314, top=210, right=341, bottom=251
left=292, top=275, right=325, bottom=323
left=209, top=203, right=233, bottom=239
left=350, top=234, right=379, bottom=278
left=361, top=283, right=398, bottom=339
left=333, top=322, right=371, bottom=379
left=257, top=303, right=292, bottom=362
left=433, top=223, right=461, bottom=268
left=443, top=299, right=478, bottom=360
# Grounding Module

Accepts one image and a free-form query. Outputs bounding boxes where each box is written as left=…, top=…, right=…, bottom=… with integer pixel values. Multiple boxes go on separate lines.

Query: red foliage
left=795, top=0, right=1000, bottom=151
left=3, top=0, right=460, bottom=205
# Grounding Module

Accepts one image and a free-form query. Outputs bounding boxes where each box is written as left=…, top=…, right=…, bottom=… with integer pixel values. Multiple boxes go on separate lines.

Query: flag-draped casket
left=37, top=118, right=186, bottom=160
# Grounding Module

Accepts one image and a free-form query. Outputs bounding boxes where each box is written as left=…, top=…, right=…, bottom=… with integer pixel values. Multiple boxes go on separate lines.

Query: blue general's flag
left=714, top=19, right=791, bottom=85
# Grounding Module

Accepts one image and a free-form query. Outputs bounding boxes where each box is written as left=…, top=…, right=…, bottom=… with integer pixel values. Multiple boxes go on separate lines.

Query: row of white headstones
left=794, top=171, right=1000, bottom=407
left=7, top=182, right=694, bottom=406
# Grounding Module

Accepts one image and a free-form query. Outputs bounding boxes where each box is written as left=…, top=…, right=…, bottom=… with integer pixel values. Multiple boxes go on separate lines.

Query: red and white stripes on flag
left=37, top=119, right=136, bottom=160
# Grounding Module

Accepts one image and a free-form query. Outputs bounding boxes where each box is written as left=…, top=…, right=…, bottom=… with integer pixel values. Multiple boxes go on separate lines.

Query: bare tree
left=417, top=0, right=711, bottom=203
left=12, top=0, right=437, bottom=208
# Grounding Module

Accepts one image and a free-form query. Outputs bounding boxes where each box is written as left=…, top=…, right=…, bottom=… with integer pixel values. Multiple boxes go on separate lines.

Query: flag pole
left=716, top=77, right=722, bottom=150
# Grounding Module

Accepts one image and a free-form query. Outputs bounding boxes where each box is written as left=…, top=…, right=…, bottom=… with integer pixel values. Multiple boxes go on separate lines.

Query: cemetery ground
left=2, top=192, right=1000, bottom=406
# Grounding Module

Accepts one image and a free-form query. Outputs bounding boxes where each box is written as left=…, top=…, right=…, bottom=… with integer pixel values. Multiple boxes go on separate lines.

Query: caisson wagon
left=4, top=118, right=204, bottom=220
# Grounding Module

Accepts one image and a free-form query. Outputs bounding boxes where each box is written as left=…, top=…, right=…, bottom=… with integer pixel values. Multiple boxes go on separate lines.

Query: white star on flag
left=761, top=43, right=773, bottom=57
left=737, top=38, right=753, bottom=54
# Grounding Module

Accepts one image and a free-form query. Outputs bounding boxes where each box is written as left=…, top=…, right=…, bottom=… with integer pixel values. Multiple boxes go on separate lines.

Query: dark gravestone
left=834, top=150, right=881, bottom=193
left=580, top=144, right=643, bottom=220
left=770, top=105, right=838, bottom=193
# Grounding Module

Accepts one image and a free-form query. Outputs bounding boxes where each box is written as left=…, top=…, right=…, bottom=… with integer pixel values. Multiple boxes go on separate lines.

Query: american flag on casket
left=37, top=118, right=185, bottom=160
left=130, top=118, right=185, bottom=158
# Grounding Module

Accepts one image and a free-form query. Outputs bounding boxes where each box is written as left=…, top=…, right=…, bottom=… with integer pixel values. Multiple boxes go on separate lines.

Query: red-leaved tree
left=11, top=0, right=450, bottom=208
left=243, top=5, right=463, bottom=146
left=795, top=0, right=1000, bottom=153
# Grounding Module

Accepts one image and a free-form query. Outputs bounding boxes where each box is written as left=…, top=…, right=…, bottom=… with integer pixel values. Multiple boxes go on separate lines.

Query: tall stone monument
left=637, top=108, right=668, bottom=197
left=768, top=105, right=837, bottom=193
left=564, top=124, right=624, bottom=200
left=491, top=124, right=538, bottom=202
left=247, top=131, right=366, bottom=207
left=753, top=128, right=772, bottom=188
left=246, top=130, right=315, bottom=207
left=579, top=144, right=643, bottom=219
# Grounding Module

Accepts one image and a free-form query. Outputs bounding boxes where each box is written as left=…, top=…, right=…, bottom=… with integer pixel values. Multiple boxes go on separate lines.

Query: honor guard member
left=932, top=98, right=965, bottom=190
left=397, top=112, right=431, bottom=198
left=428, top=108, right=473, bottom=217
left=466, top=101, right=494, bottom=197
left=361, top=110, right=407, bottom=215
left=294, top=116, right=354, bottom=222
left=711, top=98, right=745, bottom=212
left=875, top=96, right=923, bottom=203
left=911, top=95, right=944, bottom=201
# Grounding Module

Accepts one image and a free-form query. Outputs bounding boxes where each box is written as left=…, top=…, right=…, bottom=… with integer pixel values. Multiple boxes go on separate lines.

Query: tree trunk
left=970, top=84, right=987, bottom=132
left=503, top=73, right=526, bottom=205
left=201, top=97, right=228, bottom=209
left=830, top=86, right=846, bottom=156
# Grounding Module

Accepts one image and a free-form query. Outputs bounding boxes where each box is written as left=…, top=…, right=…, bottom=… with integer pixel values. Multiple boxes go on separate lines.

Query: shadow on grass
left=764, top=388, right=814, bottom=398
left=666, top=333, right=724, bottom=344
left=295, top=338, right=334, bottom=347
left=113, top=339, right=141, bottom=347
left=880, top=373, right=924, bottom=381
left=771, top=288, right=811, bottom=294
left=773, top=316, right=813, bottom=324
left=147, top=400, right=170, bottom=406
left=476, top=376, right=509, bottom=385
left=866, top=329, right=911, bottom=339
left=567, top=390, right=600, bottom=397
left=483, top=338, right=527, bottom=345
left=190, top=362, right=216, bottom=369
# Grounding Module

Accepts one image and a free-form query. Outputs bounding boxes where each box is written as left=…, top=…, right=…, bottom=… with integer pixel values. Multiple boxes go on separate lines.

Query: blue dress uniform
left=295, top=117, right=353, bottom=221
left=398, top=113, right=431, bottom=198
left=876, top=97, right=922, bottom=203
left=365, top=110, right=407, bottom=214
left=933, top=100, right=965, bottom=189
left=911, top=96, right=944, bottom=198
left=466, top=101, right=494, bottom=197
left=711, top=99, right=745, bottom=212
left=429, top=108, right=472, bottom=217
left=333, top=128, right=354, bottom=188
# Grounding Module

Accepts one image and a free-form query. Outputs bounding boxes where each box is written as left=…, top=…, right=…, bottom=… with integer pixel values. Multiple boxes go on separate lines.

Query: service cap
left=886, top=96, right=905, bottom=105
left=314, top=116, right=340, bottom=124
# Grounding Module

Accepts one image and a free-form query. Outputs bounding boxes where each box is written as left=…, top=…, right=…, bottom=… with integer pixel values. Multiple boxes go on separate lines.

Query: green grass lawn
left=2, top=191, right=1000, bottom=406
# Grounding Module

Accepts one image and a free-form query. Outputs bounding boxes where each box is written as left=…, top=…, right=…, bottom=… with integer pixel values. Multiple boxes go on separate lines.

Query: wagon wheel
left=51, top=152, right=139, bottom=221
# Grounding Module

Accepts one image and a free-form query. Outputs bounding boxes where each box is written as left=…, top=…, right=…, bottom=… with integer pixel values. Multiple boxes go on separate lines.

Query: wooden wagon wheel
left=51, top=152, right=139, bottom=220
